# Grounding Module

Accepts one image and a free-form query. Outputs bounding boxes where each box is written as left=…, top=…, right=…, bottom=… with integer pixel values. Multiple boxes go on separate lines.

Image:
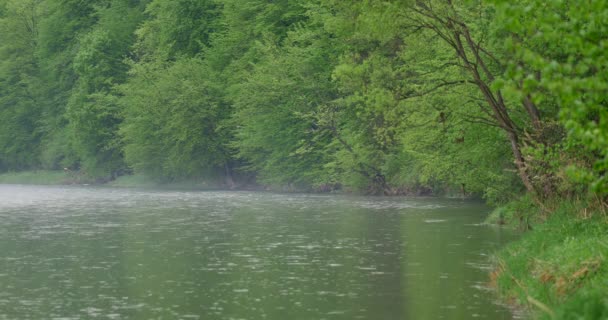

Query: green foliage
left=0, top=0, right=43, bottom=171
left=65, top=0, right=146, bottom=178
left=119, top=58, right=228, bottom=179
left=1, top=2, right=607, bottom=319
left=33, top=0, right=107, bottom=171
left=485, top=194, right=538, bottom=227
left=67, top=91, right=124, bottom=177
left=0, top=0, right=605, bottom=205
left=134, top=0, right=220, bottom=60
left=230, top=3, right=339, bottom=187
left=316, top=0, right=524, bottom=196
left=38, top=126, right=78, bottom=170
left=494, top=0, right=608, bottom=195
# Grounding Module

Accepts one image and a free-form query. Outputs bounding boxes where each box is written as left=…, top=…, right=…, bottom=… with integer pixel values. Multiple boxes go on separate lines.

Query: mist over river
left=0, top=185, right=518, bottom=319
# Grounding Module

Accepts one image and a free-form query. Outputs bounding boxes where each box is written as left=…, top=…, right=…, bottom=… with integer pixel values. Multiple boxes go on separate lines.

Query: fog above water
left=0, top=185, right=519, bottom=319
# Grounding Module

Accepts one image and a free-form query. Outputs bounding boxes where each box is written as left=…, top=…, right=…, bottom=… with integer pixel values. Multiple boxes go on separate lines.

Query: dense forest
left=0, top=0, right=606, bottom=204
left=2, top=1, right=608, bottom=317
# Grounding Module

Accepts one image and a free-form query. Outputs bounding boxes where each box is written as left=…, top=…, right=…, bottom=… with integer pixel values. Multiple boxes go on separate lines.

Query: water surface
left=0, top=185, right=518, bottom=319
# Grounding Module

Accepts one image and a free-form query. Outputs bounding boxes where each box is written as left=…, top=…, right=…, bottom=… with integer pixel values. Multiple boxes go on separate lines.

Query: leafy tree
left=0, top=0, right=43, bottom=171
left=494, top=0, right=608, bottom=196
left=0, top=0, right=604, bottom=205
left=315, top=0, right=515, bottom=196
left=134, top=0, right=220, bottom=60
left=395, top=0, right=543, bottom=194
left=119, top=0, right=227, bottom=181
left=119, top=58, right=227, bottom=179
left=34, top=0, right=106, bottom=170
left=66, top=0, right=147, bottom=178
left=230, top=3, right=340, bottom=188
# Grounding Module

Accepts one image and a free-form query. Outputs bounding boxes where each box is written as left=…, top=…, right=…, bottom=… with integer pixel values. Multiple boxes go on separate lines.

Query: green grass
left=0, top=170, right=72, bottom=185
left=492, top=201, right=608, bottom=319
left=106, top=174, right=159, bottom=188
left=485, top=194, right=539, bottom=228
left=108, top=174, right=224, bottom=190
left=0, top=171, right=238, bottom=190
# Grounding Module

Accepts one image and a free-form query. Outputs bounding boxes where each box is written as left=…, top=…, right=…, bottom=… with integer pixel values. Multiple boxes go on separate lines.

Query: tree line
left=0, top=0, right=606, bottom=204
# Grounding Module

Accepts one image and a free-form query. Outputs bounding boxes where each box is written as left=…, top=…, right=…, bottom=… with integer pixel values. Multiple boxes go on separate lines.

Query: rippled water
left=0, top=185, right=518, bottom=319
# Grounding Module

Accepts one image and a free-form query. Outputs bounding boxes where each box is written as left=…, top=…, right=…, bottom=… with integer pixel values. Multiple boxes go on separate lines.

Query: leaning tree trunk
left=409, top=1, right=536, bottom=193
left=452, top=25, right=535, bottom=193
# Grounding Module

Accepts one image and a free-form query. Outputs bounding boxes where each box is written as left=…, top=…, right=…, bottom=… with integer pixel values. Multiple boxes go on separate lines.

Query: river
left=0, top=185, right=519, bottom=319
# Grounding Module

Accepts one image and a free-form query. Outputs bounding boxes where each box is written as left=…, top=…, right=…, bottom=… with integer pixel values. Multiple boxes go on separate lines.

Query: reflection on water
left=0, top=185, right=518, bottom=319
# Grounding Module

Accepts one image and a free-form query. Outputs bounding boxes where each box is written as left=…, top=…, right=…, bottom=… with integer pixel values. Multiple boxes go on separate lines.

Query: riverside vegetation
left=0, top=0, right=607, bottom=318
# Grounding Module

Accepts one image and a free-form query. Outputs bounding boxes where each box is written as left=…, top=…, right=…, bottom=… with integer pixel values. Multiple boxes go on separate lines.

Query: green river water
left=0, top=185, right=520, bottom=319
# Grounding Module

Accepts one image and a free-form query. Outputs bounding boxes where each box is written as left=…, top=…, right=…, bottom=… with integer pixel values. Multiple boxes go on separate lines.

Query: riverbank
left=0, top=170, right=73, bottom=185
left=0, top=170, right=231, bottom=190
left=490, top=199, right=608, bottom=319
left=106, top=174, right=258, bottom=190
left=0, top=170, right=442, bottom=195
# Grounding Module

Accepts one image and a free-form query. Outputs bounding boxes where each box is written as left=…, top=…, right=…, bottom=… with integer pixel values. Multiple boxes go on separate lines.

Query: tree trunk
left=523, top=94, right=542, bottom=132
left=449, top=16, right=536, bottom=193
left=224, top=162, right=236, bottom=189
left=506, top=131, right=535, bottom=193
left=410, top=1, right=538, bottom=194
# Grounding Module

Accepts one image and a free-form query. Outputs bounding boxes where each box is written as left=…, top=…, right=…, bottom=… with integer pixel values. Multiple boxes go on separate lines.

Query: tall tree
left=66, top=0, right=147, bottom=178
left=34, top=0, right=106, bottom=169
left=381, top=0, right=550, bottom=195
left=0, top=0, right=43, bottom=171
left=119, top=0, right=228, bottom=181
left=230, top=2, right=340, bottom=188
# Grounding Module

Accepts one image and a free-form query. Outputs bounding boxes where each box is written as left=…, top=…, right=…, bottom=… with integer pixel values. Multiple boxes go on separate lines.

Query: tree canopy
left=0, top=0, right=605, bottom=204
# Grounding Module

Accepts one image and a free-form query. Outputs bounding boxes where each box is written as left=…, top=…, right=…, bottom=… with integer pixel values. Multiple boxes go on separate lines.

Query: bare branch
left=399, top=79, right=475, bottom=100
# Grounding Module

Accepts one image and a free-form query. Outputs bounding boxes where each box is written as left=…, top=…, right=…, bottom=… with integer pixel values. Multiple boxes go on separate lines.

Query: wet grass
left=0, top=170, right=71, bottom=185
left=485, top=194, right=538, bottom=228
left=108, top=174, right=224, bottom=190
left=0, top=171, right=246, bottom=191
left=106, top=174, right=159, bottom=188
left=491, top=201, right=608, bottom=319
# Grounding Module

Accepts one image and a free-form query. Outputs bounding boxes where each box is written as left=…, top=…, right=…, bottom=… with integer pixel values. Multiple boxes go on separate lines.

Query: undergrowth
left=491, top=199, right=608, bottom=319
left=108, top=174, right=227, bottom=190
left=0, top=170, right=71, bottom=185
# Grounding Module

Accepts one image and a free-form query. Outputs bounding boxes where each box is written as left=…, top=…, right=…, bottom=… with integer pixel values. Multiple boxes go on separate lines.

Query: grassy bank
left=0, top=170, right=233, bottom=190
left=0, top=170, right=325, bottom=192
left=491, top=200, right=608, bottom=319
left=107, top=174, right=229, bottom=190
left=0, top=170, right=72, bottom=185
